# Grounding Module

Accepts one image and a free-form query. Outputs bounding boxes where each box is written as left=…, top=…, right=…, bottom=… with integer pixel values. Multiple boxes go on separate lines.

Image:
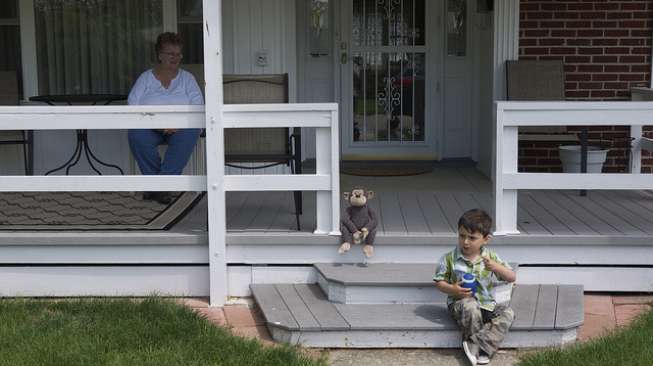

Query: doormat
left=341, top=161, right=435, bottom=176
left=0, top=191, right=203, bottom=230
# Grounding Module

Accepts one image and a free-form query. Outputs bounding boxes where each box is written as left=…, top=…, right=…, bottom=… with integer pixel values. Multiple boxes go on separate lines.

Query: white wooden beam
left=499, top=101, right=653, bottom=126
left=0, top=176, right=205, bottom=192
left=630, top=125, right=643, bottom=173
left=224, top=175, right=330, bottom=191
left=202, top=0, right=227, bottom=307
left=503, top=173, right=653, bottom=190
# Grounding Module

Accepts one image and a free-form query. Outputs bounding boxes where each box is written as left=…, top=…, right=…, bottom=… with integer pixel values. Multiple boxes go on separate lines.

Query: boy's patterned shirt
left=433, top=246, right=511, bottom=311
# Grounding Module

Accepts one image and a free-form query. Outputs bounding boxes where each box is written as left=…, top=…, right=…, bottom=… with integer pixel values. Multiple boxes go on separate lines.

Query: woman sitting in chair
left=128, top=32, right=204, bottom=204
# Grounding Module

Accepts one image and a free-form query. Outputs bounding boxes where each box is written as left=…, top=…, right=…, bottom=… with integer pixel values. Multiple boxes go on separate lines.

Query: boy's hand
left=452, top=281, right=473, bottom=299
left=482, top=255, right=501, bottom=272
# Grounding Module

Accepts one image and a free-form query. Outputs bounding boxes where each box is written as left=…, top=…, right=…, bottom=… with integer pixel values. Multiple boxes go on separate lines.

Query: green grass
left=0, top=297, right=325, bottom=366
left=517, top=307, right=653, bottom=366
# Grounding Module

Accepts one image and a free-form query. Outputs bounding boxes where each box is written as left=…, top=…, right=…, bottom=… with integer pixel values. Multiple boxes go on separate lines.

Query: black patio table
left=29, top=94, right=127, bottom=175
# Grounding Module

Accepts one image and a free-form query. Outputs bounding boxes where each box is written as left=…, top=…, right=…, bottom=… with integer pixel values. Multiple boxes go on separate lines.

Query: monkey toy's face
left=344, top=188, right=374, bottom=207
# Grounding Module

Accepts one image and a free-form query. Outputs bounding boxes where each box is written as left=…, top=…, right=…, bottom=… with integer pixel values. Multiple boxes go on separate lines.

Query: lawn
left=517, top=306, right=653, bottom=366
left=0, top=297, right=324, bottom=366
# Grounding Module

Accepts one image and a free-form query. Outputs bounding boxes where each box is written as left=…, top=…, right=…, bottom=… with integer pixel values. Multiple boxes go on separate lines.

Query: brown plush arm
left=341, top=206, right=360, bottom=233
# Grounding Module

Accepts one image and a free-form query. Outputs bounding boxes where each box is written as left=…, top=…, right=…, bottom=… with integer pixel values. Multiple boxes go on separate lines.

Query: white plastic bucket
left=558, top=145, right=609, bottom=173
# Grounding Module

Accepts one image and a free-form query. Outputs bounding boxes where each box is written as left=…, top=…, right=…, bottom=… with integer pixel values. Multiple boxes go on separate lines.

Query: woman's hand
left=163, top=129, right=177, bottom=135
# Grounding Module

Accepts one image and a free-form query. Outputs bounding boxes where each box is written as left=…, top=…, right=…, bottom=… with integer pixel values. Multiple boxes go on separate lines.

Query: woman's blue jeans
left=128, top=129, right=201, bottom=175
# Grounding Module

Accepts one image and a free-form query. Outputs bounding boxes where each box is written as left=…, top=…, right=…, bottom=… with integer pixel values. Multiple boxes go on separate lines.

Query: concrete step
left=250, top=283, right=584, bottom=348
left=315, top=263, right=515, bottom=304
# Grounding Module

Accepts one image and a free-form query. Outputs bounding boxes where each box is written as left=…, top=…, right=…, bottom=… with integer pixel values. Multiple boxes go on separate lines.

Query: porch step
left=315, top=263, right=517, bottom=304
left=250, top=283, right=584, bottom=348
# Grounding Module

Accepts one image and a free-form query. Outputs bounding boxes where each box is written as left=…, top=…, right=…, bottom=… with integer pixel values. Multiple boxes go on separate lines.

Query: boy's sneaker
left=462, top=340, right=479, bottom=366
left=477, top=350, right=490, bottom=365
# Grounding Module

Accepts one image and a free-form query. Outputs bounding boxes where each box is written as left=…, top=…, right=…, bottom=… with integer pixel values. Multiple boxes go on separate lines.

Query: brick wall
left=518, top=0, right=653, bottom=173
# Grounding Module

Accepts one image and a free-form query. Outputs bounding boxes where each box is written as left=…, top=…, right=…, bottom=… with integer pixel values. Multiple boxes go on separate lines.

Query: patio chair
left=223, top=74, right=303, bottom=231
left=0, top=71, right=33, bottom=175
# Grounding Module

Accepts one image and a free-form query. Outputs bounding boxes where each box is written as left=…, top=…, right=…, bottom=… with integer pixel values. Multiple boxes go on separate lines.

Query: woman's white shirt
left=128, top=69, right=204, bottom=106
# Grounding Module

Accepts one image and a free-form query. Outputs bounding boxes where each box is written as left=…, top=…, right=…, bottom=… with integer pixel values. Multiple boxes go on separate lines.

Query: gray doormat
left=0, top=191, right=203, bottom=230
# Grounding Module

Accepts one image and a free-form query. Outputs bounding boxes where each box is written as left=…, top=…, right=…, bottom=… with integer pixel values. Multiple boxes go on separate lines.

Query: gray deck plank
left=452, top=192, right=482, bottom=212
left=397, top=192, right=431, bottom=234
left=532, top=284, right=558, bottom=329
left=621, top=189, right=653, bottom=214
left=545, top=191, right=620, bottom=235
left=275, top=284, right=321, bottom=331
left=588, top=191, right=653, bottom=235
left=555, top=285, right=584, bottom=329
left=434, top=192, right=464, bottom=232
left=226, top=192, right=249, bottom=224
left=267, top=191, right=298, bottom=231
left=247, top=191, right=285, bottom=231
left=250, top=284, right=299, bottom=330
left=610, top=190, right=653, bottom=218
left=378, top=192, right=407, bottom=234
left=563, top=191, right=645, bottom=235
left=509, top=284, right=540, bottom=329
left=417, top=192, right=454, bottom=234
left=297, top=192, right=317, bottom=233
left=519, top=194, right=574, bottom=235
left=334, top=303, right=457, bottom=330
left=367, top=195, right=385, bottom=234
left=228, top=192, right=262, bottom=230
left=171, top=195, right=207, bottom=232
left=527, top=191, right=595, bottom=235
left=294, top=284, right=350, bottom=330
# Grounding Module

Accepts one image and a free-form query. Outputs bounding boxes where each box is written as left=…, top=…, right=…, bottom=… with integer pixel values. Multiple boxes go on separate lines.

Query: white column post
left=19, top=0, right=38, bottom=99
left=202, top=0, right=226, bottom=307
left=493, top=104, right=519, bottom=235
left=330, top=109, right=341, bottom=235
left=315, top=127, right=332, bottom=234
left=630, top=125, right=642, bottom=174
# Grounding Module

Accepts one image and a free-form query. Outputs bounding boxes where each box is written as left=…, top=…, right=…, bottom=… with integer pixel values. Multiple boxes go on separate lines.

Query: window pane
left=353, top=0, right=425, bottom=47
left=178, top=0, right=202, bottom=21
left=447, top=0, right=466, bottom=56
left=34, top=0, right=163, bottom=95
left=0, top=0, right=18, bottom=19
left=0, top=25, right=22, bottom=98
left=178, top=23, right=203, bottom=64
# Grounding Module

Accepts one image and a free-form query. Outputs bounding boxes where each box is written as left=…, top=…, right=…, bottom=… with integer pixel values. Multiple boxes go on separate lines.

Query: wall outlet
left=256, top=50, right=268, bottom=67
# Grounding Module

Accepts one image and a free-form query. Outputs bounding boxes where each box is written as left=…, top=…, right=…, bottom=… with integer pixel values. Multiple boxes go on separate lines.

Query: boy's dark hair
left=458, top=209, right=493, bottom=237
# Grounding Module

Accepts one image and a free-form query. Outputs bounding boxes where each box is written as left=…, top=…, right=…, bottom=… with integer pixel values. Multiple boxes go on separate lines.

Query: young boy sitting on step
left=433, top=209, right=516, bottom=366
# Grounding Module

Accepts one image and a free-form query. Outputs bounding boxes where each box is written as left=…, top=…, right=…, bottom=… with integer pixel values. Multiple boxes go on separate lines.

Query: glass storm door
left=340, top=0, right=435, bottom=160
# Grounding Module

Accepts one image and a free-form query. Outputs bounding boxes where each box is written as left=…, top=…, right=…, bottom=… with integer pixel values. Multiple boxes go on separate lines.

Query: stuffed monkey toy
left=338, top=188, right=377, bottom=258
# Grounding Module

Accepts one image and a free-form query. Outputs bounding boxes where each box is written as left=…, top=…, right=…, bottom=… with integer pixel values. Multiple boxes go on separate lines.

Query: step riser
left=270, top=327, right=578, bottom=348
left=318, top=272, right=513, bottom=304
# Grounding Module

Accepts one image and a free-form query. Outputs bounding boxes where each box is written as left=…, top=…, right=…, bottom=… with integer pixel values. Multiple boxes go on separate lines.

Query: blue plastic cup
left=461, top=273, right=477, bottom=295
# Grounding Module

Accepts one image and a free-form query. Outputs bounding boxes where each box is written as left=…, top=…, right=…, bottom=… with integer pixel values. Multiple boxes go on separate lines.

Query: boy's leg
left=449, top=297, right=484, bottom=341
left=471, top=304, right=515, bottom=357
left=128, top=129, right=164, bottom=175
left=160, top=128, right=201, bottom=175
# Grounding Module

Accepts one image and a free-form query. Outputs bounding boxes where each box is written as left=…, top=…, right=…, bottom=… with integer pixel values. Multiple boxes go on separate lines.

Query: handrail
left=494, top=101, right=653, bottom=235
left=0, top=103, right=341, bottom=235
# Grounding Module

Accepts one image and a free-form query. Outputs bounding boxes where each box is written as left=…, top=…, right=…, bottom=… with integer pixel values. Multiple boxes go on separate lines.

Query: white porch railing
left=494, top=101, right=653, bottom=235
left=0, top=102, right=340, bottom=303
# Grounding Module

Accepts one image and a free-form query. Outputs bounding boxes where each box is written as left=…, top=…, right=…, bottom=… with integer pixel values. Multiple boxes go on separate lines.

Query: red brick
left=632, top=47, right=652, bottom=54
left=631, top=30, right=652, bottom=37
left=605, top=29, right=628, bottom=37
left=595, top=3, right=619, bottom=11
left=620, top=20, right=647, bottom=28
left=607, top=12, right=632, bottom=20
left=521, top=3, right=540, bottom=11
left=620, top=39, right=646, bottom=46
left=568, top=3, right=594, bottom=11
left=603, top=82, right=629, bottom=89
left=604, top=65, right=630, bottom=72
left=520, top=21, right=539, bottom=29
left=542, top=3, right=568, bottom=11
left=551, top=47, right=577, bottom=55
left=579, top=47, right=603, bottom=55
left=631, top=65, right=650, bottom=72
left=592, top=38, right=618, bottom=46
left=567, top=38, right=591, bottom=46
left=529, top=11, right=554, bottom=20
left=581, top=12, right=606, bottom=20
left=555, top=12, right=580, bottom=19
left=592, top=21, right=618, bottom=28
left=541, top=21, right=565, bottom=28
left=591, top=90, right=616, bottom=98
left=593, top=56, right=618, bottom=63
left=578, top=29, right=603, bottom=37
left=622, top=3, right=647, bottom=11
left=551, top=30, right=576, bottom=37
left=540, top=38, right=565, bottom=46
left=620, top=55, right=646, bottom=63
left=579, top=82, right=603, bottom=89
left=569, top=21, right=594, bottom=29
left=620, top=74, right=645, bottom=81
left=605, top=47, right=630, bottom=54
left=524, top=48, right=550, bottom=55
left=520, top=39, right=537, bottom=47
left=567, top=73, right=592, bottom=81
left=592, top=74, right=618, bottom=81
left=578, top=65, right=603, bottom=72
left=525, top=29, right=549, bottom=37
left=565, top=56, right=592, bottom=63
left=565, top=82, right=578, bottom=90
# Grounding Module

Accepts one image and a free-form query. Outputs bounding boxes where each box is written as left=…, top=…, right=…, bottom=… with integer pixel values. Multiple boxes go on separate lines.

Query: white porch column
left=203, top=0, right=226, bottom=306
left=492, top=0, right=519, bottom=235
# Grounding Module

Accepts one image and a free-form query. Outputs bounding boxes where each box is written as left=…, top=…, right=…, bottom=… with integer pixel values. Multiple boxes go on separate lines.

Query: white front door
left=339, top=0, right=441, bottom=160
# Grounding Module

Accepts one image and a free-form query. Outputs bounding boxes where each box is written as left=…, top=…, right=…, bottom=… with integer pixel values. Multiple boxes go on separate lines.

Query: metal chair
left=0, top=71, right=33, bottom=175
left=223, top=74, right=302, bottom=231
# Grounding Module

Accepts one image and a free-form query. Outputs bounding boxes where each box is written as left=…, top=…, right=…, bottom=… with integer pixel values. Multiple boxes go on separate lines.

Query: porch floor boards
left=212, top=189, right=653, bottom=238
